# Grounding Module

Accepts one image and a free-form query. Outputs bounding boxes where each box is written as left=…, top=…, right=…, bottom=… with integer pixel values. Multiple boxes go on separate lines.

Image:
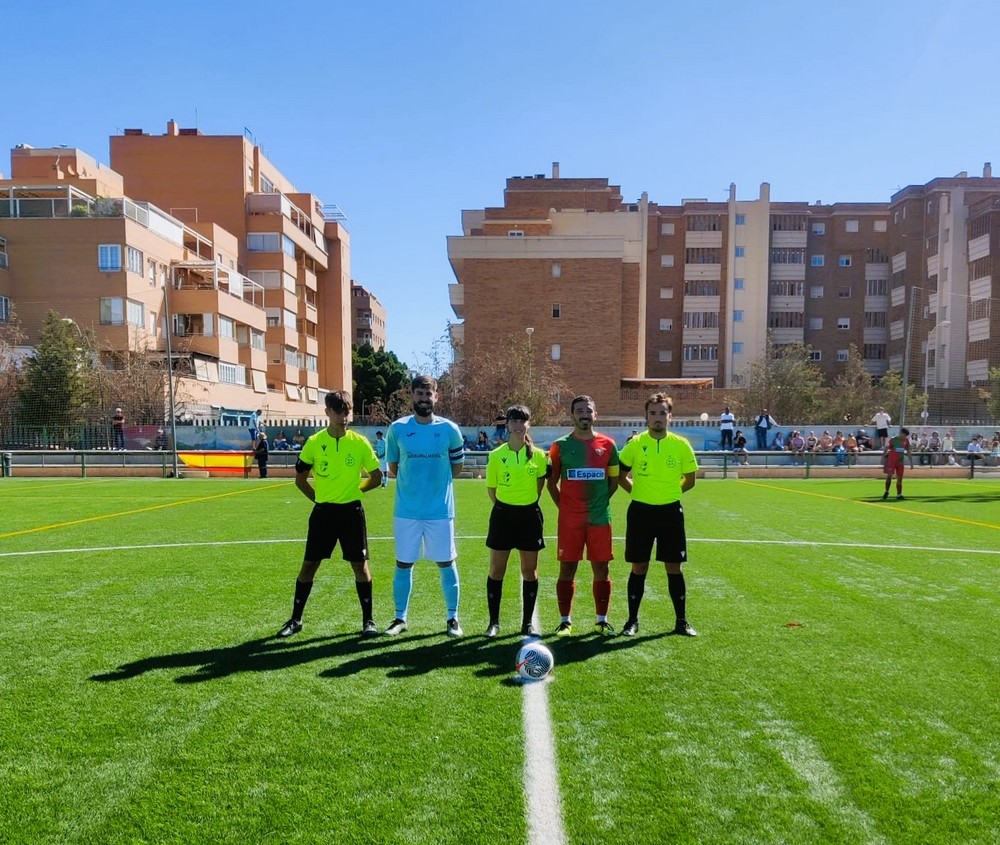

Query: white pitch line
left=4, top=536, right=1000, bottom=559
left=522, top=676, right=566, bottom=845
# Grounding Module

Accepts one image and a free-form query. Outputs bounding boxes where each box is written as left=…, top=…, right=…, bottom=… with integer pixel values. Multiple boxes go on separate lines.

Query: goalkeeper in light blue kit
left=384, top=375, right=466, bottom=637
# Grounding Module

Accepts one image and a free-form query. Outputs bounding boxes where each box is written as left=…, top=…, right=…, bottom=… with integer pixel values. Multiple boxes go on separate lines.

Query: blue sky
left=4, top=0, right=996, bottom=369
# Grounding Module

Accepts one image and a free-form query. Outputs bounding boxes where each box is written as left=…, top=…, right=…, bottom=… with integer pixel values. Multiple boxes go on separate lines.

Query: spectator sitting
left=927, top=430, right=942, bottom=464
left=845, top=433, right=859, bottom=465
left=770, top=431, right=786, bottom=451
left=273, top=431, right=291, bottom=450
left=732, top=430, right=749, bottom=465
left=942, top=430, right=956, bottom=464
left=291, top=429, right=306, bottom=450
left=816, top=431, right=834, bottom=452
left=833, top=431, right=847, bottom=465
left=988, top=433, right=1000, bottom=467
left=787, top=430, right=806, bottom=465
left=966, top=435, right=985, bottom=466
left=805, top=431, right=819, bottom=452
left=856, top=430, right=873, bottom=451
left=915, top=432, right=931, bottom=465
left=153, top=429, right=169, bottom=451
left=475, top=430, right=491, bottom=451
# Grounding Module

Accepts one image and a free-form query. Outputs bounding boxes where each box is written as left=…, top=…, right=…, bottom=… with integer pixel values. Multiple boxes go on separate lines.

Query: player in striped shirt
left=547, top=395, right=620, bottom=636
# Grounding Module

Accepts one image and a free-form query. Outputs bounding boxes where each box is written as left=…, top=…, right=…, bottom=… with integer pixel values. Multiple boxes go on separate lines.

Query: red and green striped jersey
left=549, top=433, right=619, bottom=525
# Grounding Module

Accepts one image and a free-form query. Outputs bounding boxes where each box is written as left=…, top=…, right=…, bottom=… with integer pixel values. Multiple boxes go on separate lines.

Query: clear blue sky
left=5, top=0, right=996, bottom=369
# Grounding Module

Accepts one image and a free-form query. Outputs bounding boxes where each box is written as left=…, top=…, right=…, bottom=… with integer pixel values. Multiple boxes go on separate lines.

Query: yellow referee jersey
left=486, top=443, right=548, bottom=505
left=619, top=431, right=698, bottom=505
left=298, top=429, right=379, bottom=503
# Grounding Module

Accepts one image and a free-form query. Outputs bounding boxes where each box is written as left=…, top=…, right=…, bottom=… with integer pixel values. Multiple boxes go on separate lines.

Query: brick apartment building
left=350, top=282, right=387, bottom=349
left=0, top=121, right=352, bottom=422
left=447, top=163, right=1000, bottom=418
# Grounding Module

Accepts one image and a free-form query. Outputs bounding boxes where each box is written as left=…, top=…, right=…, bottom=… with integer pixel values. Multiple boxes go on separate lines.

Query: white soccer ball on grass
left=516, top=642, right=554, bottom=680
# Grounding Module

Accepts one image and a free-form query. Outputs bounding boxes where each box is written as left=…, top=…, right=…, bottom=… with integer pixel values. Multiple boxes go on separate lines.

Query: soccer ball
left=700, top=412, right=710, bottom=421
left=515, top=642, right=554, bottom=680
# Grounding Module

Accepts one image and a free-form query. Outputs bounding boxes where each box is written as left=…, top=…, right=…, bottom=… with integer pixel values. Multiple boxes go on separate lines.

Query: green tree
left=874, top=370, right=924, bottom=427
left=18, top=311, right=90, bottom=440
left=736, top=335, right=824, bottom=425
left=824, top=344, right=875, bottom=427
left=981, top=367, right=1000, bottom=422
left=352, top=343, right=410, bottom=419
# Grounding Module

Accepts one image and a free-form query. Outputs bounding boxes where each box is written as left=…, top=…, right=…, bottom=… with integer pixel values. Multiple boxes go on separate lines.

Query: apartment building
left=448, top=164, right=1000, bottom=418
left=0, top=122, right=353, bottom=421
left=350, top=283, right=387, bottom=349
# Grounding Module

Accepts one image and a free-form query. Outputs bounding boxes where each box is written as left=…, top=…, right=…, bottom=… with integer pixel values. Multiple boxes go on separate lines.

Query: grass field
left=2, top=475, right=998, bottom=845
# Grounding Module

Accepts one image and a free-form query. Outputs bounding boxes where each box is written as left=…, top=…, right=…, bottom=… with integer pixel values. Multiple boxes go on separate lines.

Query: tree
left=352, top=343, right=410, bottom=418
left=824, top=344, right=875, bottom=426
left=0, top=313, right=27, bottom=444
left=736, top=335, right=824, bottom=424
left=981, top=367, right=1000, bottom=422
left=17, top=312, right=91, bottom=442
left=873, top=370, right=924, bottom=427
left=436, top=332, right=569, bottom=426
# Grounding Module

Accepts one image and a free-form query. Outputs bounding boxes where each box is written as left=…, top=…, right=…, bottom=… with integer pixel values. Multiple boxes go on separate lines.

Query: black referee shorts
left=624, top=500, right=687, bottom=564
left=304, top=501, right=369, bottom=562
left=486, top=501, right=545, bottom=552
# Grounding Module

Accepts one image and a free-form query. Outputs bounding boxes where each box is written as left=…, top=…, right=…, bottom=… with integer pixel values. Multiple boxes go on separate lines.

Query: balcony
left=171, top=261, right=265, bottom=324
left=449, top=283, right=464, bottom=318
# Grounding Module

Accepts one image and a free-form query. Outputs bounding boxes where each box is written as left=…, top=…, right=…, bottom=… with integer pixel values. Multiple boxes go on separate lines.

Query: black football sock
left=355, top=579, right=374, bottom=623
left=667, top=571, right=686, bottom=623
left=521, top=579, right=539, bottom=626
left=486, top=576, right=504, bottom=624
left=292, top=578, right=313, bottom=621
left=627, top=572, right=646, bottom=623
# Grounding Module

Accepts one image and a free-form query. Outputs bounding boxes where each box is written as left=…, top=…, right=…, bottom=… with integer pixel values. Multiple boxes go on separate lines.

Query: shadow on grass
left=865, top=493, right=1000, bottom=503
left=90, top=628, right=672, bottom=685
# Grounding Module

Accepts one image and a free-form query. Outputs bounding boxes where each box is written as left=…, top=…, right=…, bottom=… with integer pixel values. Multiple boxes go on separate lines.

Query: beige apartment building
left=448, top=164, right=1000, bottom=418
left=0, top=122, right=353, bottom=422
left=350, top=282, right=387, bottom=349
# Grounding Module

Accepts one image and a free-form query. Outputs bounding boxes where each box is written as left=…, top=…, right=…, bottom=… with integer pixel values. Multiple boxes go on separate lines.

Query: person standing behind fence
left=618, top=393, right=699, bottom=637
left=373, top=430, right=388, bottom=487
left=276, top=390, right=382, bottom=639
left=754, top=408, right=777, bottom=451
left=871, top=407, right=892, bottom=450
left=483, top=404, right=548, bottom=639
left=254, top=432, right=269, bottom=478
left=718, top=406, right=735, bottom=450
left=111, top=407, right=126, bottom=450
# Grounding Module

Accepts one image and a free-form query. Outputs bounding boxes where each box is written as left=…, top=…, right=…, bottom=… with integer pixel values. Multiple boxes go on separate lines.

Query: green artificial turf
left=1, top=476, right=998, bottom=844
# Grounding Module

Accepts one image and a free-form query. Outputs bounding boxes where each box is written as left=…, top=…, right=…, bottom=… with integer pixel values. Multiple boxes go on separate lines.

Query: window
left=734, top=246, right=746, bottom=257
left=126, top=299, right=146, bottom=329
left=733, top=310, right=744, bottom=322
left=810, top=255, right=825, bottom=267
left=735, top=214, right=746, bottom=225
left=837, top=317, right=851, bottom=330
left=682, top=344, right=718, bottom=360
left=809, top=317, right=823, bottom=330
left=811, top=222, right=826, bottom=236
left=845, top=219, right=859, bottom=233
left=771, top=248, right=805, bottom=264
left=0, top=295, right=9, bottom=322
left=219, top=316, right=235, bottom=339
left=220, top=362, right=245, bottom=385
left=734, top=278, right=745, bottom=290
left=507, top=230, right=524, bottom=237
left=893, top=211, right=900, bottom=224
left=683, top=311, right=720, bottom=329
left=768, top=311, right=805, bottom=328
left=733, top=342, right=744, bottom=354
left=659, top=286, right=674, bottom=299
left=874, top=219, right=887, bottom=232
left=260, top=175, right=274, bottom=193
left=660, top=254, right=674, bottom=268
left=550, top=344, right=560, bottom=361
left=943, top=227, right=950, bottom=243
left=552, top=263, right=561, bottom=278
left=810, top=285, right=825, bottom=298
left=661, top=222, right=675, bottom=236
left=684, top=279, right=720, bottom=296
left=552, top=303, right=561, bottom=318
left=839, top=255, right=852, bottom=267
left=837, top=349, right=849, bottom=362
left=148, top=258, right=156, bottom=284
left=809, top=350, right=822, bottom=361
left=659, top=318, right=673, bottom=331
left=837, top=287, right=852, bottom=298
left=100, top=297, right=124, bottom=324
left=658, top=349, right=673, bottom=362
left=865, top=311, right=887, bottom=328
left=866, top=278, right=888, bottom=295
left=864, top=343, right=887, bottom=359
left=148, top=312, right=156, bottom=335
left=248, top=233, right=280, bottom=252
left=98, top=244, right=122, bottom=271
left=770, top=280, right=804, bottom=296
left=126, top=246, right=143, bottom=274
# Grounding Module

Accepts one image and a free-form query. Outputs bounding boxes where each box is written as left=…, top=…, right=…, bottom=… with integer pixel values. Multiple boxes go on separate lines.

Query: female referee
left=484, top=404, right=549, bottom=638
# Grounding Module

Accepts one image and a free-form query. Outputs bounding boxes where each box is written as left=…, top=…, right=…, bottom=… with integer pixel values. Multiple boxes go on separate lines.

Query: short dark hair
left=900, top=427, right=910, bottom=436
left=645, top=392, right=673, bottom=413
left=570, top=394, right=594, bottom=413
left=505, top=404, right=531, bottom=422
left=325, top=390, right=352, bottom=413
left=411, top=374, right=437, bottom=392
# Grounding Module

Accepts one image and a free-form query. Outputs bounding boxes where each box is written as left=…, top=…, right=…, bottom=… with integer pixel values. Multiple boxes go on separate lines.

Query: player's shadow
left=91, top=632, right=437, bottom=684
left=866, top=492, right=1000, bottom=503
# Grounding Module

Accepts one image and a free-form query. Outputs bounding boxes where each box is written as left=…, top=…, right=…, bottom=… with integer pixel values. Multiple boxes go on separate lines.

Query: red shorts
left=557, top=517, right=613, bottom=562
left=885, top=453, right=905, bottom=477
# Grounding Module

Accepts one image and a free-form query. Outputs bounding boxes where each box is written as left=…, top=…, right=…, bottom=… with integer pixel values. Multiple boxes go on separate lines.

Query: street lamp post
left=525, top=327, right=534, bottom=385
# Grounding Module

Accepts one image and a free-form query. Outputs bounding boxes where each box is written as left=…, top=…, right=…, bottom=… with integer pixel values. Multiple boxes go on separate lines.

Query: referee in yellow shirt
left=276, top=390, right=382, bottom=638
left=618, top=393, right=699, bottom=637
left=484, top=405, right=549, bottom=638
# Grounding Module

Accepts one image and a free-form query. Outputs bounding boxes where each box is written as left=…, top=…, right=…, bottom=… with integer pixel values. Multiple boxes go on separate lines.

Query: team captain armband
left=566, top=467, right=606, bottom=481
